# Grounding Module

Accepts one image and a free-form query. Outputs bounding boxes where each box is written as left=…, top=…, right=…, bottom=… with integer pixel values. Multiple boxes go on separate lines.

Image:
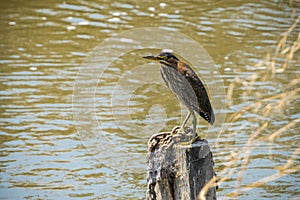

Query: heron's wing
left=182, top=63, right=215, bottom=125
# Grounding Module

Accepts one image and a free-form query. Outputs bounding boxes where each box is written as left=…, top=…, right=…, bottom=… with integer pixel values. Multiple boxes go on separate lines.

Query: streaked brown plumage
left=143, top=52, right=214, bottom=141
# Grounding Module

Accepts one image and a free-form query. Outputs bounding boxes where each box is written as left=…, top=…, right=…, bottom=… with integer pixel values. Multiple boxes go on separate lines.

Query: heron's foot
left=178, top=125, right=185, bottom=134
left=180, top=126, right=194, bottom=135
left=179, top=134, right=201, bottom=146
left=191, top=134, right=202, bottom=144
left=179, top=140, right=193, bottom=146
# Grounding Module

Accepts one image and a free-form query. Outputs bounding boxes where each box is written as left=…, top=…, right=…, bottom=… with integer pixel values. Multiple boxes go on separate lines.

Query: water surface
left=1, top=0, right=299, bottom=199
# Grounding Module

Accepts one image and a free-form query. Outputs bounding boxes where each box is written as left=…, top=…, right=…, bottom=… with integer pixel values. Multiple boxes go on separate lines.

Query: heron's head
left=143, top=52, right=179, bottom=66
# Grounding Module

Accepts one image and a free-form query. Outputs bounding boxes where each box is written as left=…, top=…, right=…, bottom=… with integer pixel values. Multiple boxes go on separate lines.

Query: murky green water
left=1, top=1, right=299, bottom=199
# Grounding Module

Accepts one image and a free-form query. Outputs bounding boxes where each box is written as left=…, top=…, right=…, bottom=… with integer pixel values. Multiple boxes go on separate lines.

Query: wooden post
left=146, top=127, right=217, bottom=200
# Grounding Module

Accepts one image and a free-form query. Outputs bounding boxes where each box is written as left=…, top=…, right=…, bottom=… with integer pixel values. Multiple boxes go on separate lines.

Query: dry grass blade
left=268, top=118, right=300, bottom=141
left=226, top=148, right=300, bottom=197
left=220, top=13, right=300, bottom=199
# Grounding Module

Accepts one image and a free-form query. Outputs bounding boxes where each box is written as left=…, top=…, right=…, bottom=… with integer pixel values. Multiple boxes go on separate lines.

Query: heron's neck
left=160, top=59, right=178, bottom=69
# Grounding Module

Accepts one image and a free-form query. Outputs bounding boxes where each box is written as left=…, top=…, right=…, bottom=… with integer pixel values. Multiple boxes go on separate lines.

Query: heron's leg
left=180, top=111, right=191, bottom=131
left=190, top=110, right=197, bottom=138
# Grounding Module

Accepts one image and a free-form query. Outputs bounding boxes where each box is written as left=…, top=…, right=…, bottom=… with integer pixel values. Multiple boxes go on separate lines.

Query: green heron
left=143, top=52, right=214, bottom=143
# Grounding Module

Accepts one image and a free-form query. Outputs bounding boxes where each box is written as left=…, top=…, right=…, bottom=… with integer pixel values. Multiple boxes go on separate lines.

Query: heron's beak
left=142, top=55, right=160, bottom=61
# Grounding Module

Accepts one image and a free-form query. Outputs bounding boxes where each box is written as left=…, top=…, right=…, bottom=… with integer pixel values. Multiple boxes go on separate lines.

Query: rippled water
left=1, top=1, right=299, bottom=199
